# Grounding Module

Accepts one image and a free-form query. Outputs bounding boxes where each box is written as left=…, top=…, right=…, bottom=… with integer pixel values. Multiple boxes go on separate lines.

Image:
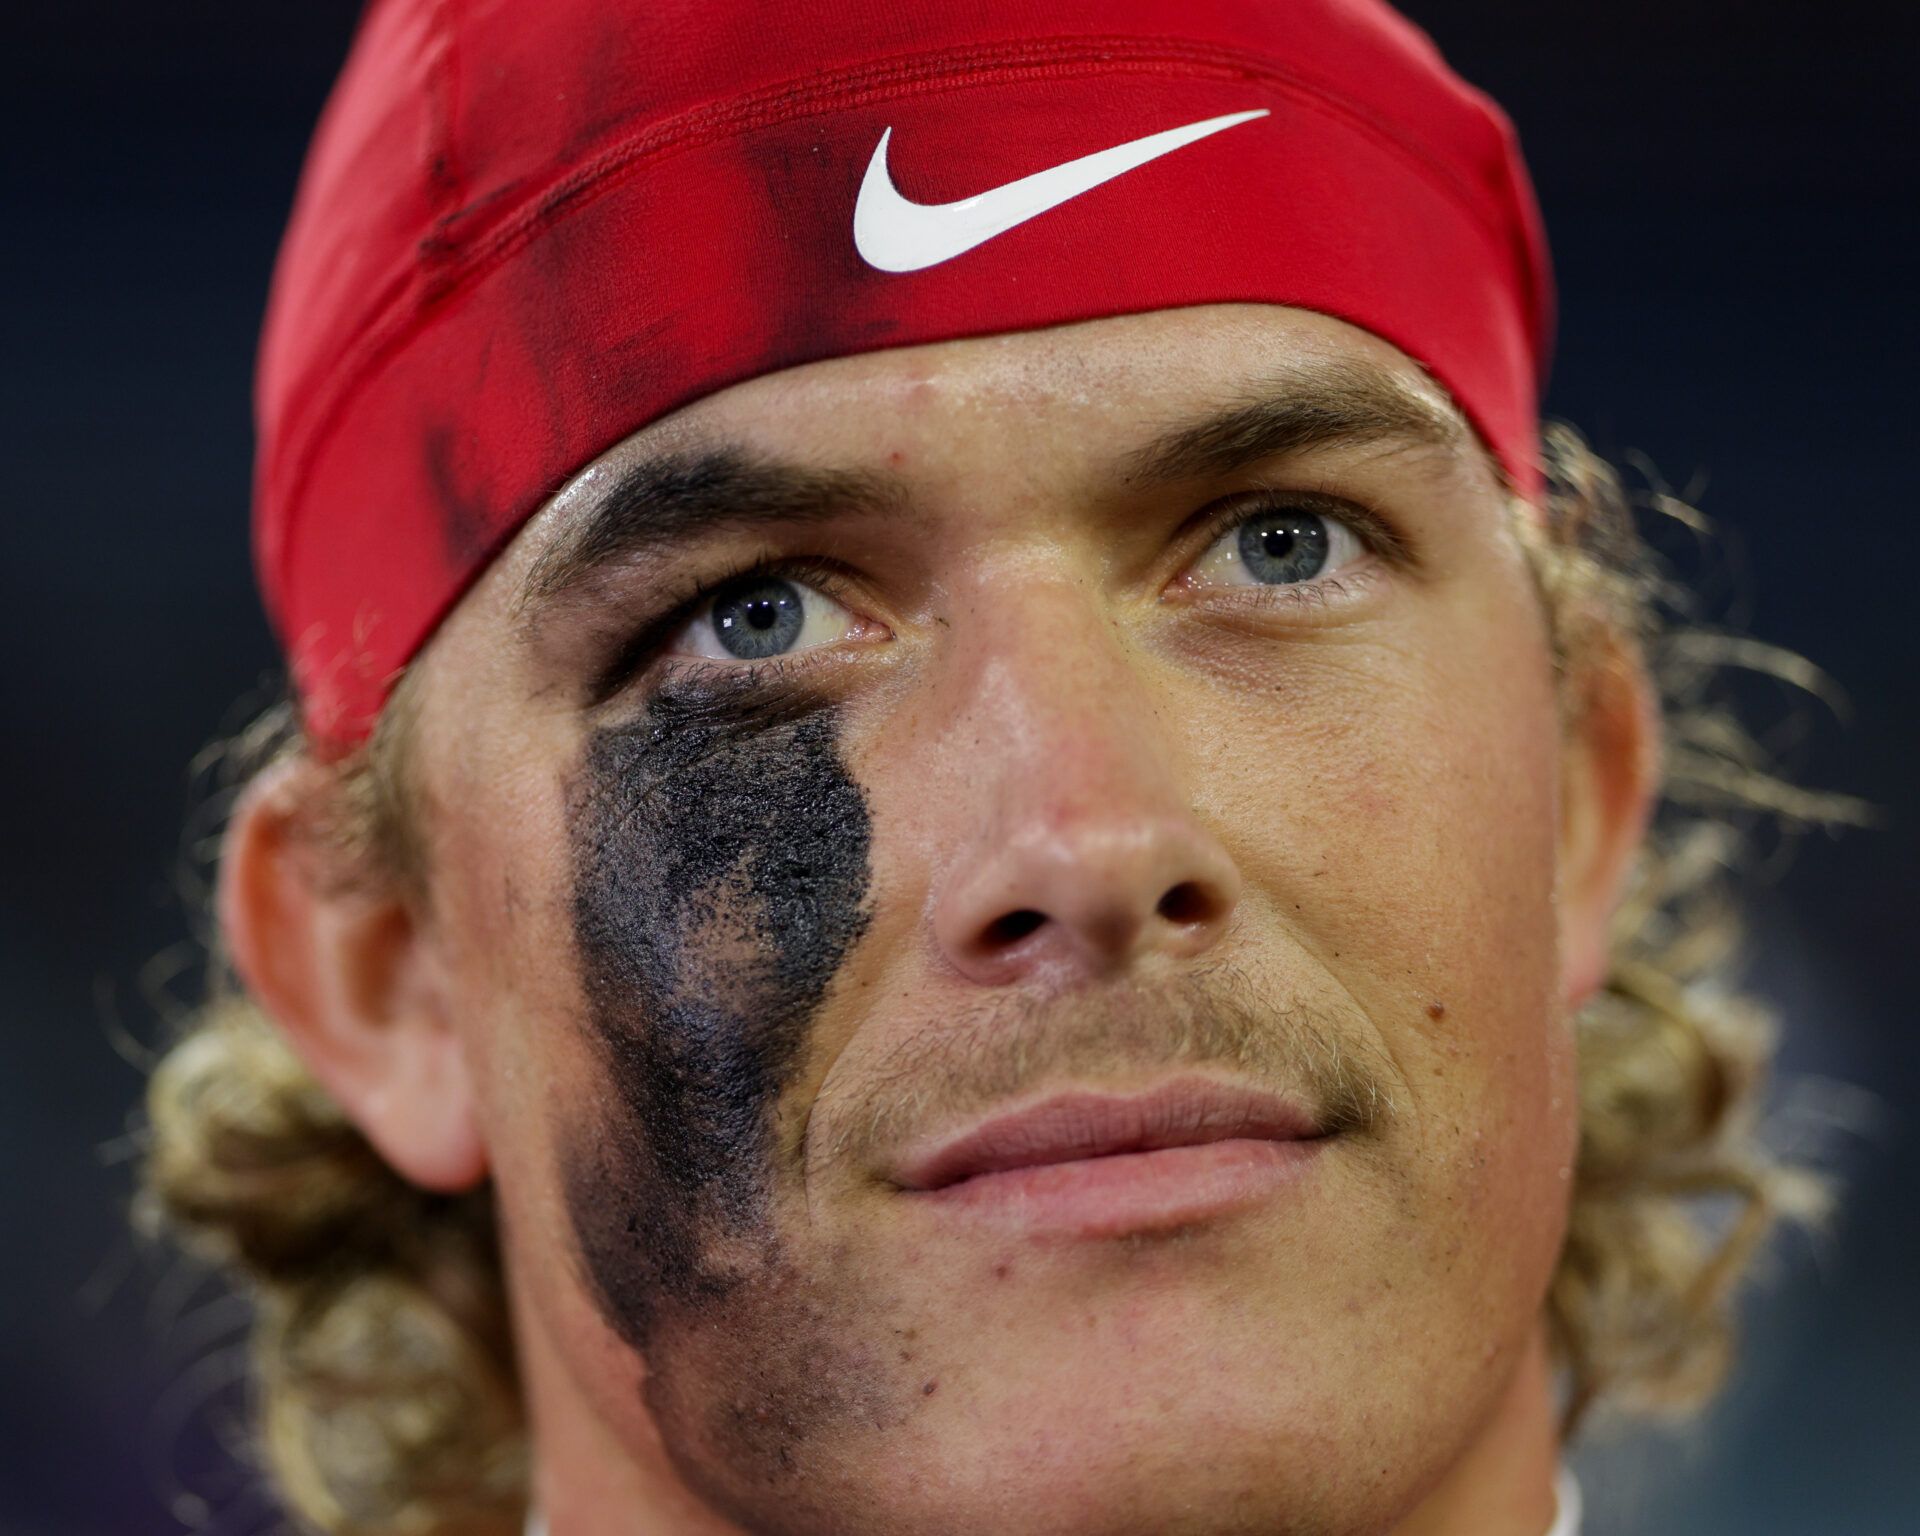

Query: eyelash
left=1177, top=490, right=1388, bottom=608
left=594, top=492, right=1392, bottom=701
left=588, top=551, right=859, bottom=702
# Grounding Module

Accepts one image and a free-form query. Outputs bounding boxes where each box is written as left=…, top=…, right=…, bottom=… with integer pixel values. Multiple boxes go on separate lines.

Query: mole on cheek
left=558, top=675, right=874, bottom=1351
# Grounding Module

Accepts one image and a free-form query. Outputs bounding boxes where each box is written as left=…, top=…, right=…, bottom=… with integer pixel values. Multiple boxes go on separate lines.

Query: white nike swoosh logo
left=853, top=108, right=1270, bottom=273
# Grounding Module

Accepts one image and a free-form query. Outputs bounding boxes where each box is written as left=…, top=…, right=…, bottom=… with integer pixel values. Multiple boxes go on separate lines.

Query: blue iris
left=1236, top=508, right=1329, bottom=584
left=712, top=577, right=805, bottom=659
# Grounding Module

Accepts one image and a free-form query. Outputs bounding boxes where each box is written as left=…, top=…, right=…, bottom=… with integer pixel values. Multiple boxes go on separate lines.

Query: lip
left=889, top=1077, right=1331, bottom=1238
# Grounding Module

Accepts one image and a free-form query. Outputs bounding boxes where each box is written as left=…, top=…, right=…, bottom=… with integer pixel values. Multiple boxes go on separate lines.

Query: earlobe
left=1555, top=636, right=1663, bottom=1013
left=218, top=756, right=490, bottom=1193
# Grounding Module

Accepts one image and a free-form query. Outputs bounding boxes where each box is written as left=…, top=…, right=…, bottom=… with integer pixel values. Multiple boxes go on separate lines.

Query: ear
left=1554, top=634, right=1663, bottom=1013
left=217, top=755, right=489, bottom=1192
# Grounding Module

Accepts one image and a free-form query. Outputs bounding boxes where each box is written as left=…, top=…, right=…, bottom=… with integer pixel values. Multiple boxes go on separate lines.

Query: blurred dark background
left=2, top=3, right=1914, bottom=1532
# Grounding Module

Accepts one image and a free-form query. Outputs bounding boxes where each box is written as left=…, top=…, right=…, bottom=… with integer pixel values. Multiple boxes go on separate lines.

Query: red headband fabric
left=256, top=0, right=1555, bottom=750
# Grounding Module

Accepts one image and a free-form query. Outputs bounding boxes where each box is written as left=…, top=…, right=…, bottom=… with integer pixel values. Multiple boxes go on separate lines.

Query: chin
left=679, top=1415, right=1412, bottom=1536
left=653, top=1302, right=1449, bottom=1536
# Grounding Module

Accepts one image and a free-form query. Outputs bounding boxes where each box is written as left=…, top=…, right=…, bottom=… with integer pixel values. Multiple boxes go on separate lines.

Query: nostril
left=1155, top=880, right=1215, bottom=927
left=981, top=908, right=1046, bottom=949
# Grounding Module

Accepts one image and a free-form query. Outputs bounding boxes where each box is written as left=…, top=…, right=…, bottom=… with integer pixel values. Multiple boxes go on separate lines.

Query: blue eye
left=669, top=573, right=863, bottom=663
left=1188, top=503, right=1366, bottom=591
left=1237, top=508, right=1327, bottom=582
left=712, top=577, right=805, bottom=659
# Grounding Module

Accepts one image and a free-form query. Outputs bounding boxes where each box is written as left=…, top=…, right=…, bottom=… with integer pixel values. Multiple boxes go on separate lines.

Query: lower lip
left=903, top=1137, right=1327, bottom=1239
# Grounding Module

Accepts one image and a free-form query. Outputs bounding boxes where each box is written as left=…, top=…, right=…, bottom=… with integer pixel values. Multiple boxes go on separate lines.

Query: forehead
left=591, top=302, right=1470, bottom=480
left=453, top=301, right=1498, bottom=650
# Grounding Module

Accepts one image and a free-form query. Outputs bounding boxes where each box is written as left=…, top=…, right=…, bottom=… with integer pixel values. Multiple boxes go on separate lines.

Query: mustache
left=814, top=957, right=1402, bottom=1173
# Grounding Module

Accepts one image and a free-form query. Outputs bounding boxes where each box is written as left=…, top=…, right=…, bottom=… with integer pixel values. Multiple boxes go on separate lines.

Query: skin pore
left=225, top=303, right=1656, bottom=1534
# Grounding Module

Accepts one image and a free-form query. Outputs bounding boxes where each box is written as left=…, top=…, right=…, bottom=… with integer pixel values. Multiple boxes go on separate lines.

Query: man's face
left=409, top=304, right=1582, bottom=1534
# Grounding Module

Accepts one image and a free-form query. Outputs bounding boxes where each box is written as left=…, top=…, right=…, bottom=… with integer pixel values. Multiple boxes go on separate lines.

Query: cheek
left=426, top=759, right=582, bottom=1107
left=1197, top=602, right=1575, bottom=1271
left=1362, top=663, right=1575, bottom=1293
left=556, top=686, right=876, bottom=1351
left=1204, top=629, right=1562, bottom=992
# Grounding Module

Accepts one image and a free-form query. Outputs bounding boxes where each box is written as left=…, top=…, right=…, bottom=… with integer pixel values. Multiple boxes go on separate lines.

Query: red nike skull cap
left=257, top=0, right=1556, bottom=751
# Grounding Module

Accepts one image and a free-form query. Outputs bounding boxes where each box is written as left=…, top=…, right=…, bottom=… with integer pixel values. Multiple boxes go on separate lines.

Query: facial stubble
left=556, top=668, right=1399, bottom=1529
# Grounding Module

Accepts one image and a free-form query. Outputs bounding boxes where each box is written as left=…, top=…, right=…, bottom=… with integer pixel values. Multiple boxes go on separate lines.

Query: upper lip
left=890, top=1076, right=1327, bottom=1192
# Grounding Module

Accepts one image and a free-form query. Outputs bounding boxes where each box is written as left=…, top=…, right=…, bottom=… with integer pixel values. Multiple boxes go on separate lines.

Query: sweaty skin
left=384, top=305, right=1626, bottom=1536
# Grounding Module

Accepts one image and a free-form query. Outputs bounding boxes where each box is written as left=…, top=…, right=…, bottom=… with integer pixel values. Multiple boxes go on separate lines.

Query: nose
left=929, top=632, right=1242, bottom=988
left=934, top=808, right=1241, bottom=985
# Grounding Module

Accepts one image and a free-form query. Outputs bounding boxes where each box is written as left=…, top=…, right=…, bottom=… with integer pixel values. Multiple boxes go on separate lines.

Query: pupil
left=713, top=577, right=805, bottom=659
left=1237, top=508, right=1328, bottom=584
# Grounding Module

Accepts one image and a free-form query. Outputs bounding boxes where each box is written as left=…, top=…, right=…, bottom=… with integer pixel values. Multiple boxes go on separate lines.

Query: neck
left=513, top=1280, right=750, bottom=1535
left=1389, top=1320, right=1564, bottom=1536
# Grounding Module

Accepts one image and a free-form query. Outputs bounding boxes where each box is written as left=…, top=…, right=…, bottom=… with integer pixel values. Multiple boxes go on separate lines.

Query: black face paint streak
left=563, top=671, right=873, bottom=1339
left=555, top=670, right=945, bottom=1515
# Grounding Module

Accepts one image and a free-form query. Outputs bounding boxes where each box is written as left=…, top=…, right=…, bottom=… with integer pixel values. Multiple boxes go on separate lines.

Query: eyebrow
left=517, top=449, right=904, bottom=622
left=1117, top=356, right=1478, bottom=488
left=516, top=356, right=1481, bottom=629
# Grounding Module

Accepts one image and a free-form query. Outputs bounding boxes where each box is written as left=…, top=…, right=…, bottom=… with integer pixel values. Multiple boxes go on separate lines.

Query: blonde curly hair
left=136, top=420, right=1879, bottom=1534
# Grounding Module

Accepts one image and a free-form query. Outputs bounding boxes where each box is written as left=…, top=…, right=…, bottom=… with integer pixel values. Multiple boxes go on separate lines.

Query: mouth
left=889, top=1076, right=1333, bottom=1238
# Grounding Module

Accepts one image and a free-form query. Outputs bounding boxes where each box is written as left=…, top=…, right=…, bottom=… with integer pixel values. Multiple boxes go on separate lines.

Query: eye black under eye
left=1235, top=507, right=1332, bottom=585
left=711, top=575, right=806, bottom=659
